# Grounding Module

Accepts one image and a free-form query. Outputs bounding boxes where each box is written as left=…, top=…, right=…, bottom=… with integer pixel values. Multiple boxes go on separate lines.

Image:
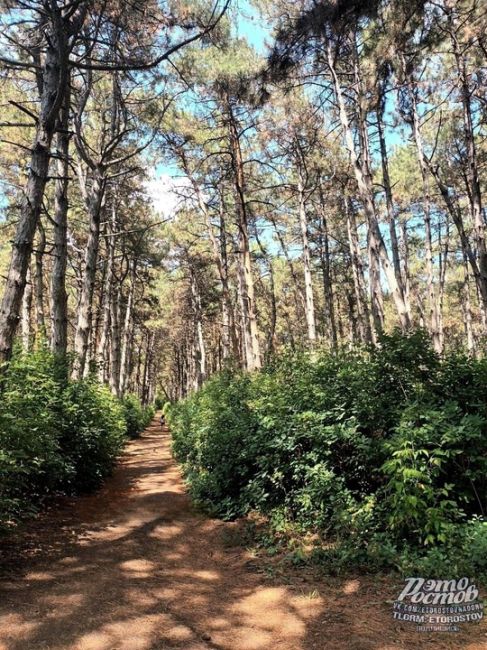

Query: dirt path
left=0, top=418, right=485, bottom=650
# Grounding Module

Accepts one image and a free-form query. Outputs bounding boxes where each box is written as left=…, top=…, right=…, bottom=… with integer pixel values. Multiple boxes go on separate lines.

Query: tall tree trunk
left=119, top=261, right=136, bottom=396
left=72, top=173, right=105, bottom=379
left=50, top=84, right=70, bottom=357
left=253, top=224, right=277, bottom=359
left=401, top=53, right=487, bottom=325
left=142, top=330, right=154, bottom=404
left=218, top=200, right=239, bottom=361
left=21, top=268, right=33, bottom=352
left=327, top=38, right=411, bottom=331
left=376, top=86, right=405, bottom=297
left=367, top=226, right=384, bottom=337
left=109, top=284, right=122, bottom=396
left=297, top=170, right=317, bottom=344
left=270, top=214, right=306, bottom=316
left=225, top=97, right=261, bottom=370
left=399, top=220, right=417, bottom=325
left=346, top=290, right=358, bottom=345
left=461, top=252, right=476, bottom=355
left=98, top=228, right=113, bottom=382
left=437, top=216, right=450, bottom=352
left=182, top=157, right=238, bottom=361
left=428, top=165, right=487, bottom=314
left=135, top=337, right=144, bottom=398
left=0, top=17, right=69, bottom=363
left=34, top=221, right=46, bottom=338
left=449, top=16, right=487, bottom=319
left=318, top=189, right=338, bottom=349
left=346, top=197, right=372, bottom=344
left=402, top=62, right=441, bottom=350
left=190, top=268, right=206, bottom=390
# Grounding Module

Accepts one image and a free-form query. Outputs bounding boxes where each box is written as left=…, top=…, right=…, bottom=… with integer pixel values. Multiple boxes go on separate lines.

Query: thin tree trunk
left=72, top=173, right=105, bottom=379
left=461, top=252, right=476, bottom=355
left=402, top=62, right=441, bottom=350
left=401, top=53, right=487, bottom=324
left=190, top=268, right=206, bottom=390
left=21, top=268, right=33, bottom=352
left=34, top=221, right=46, bottom=338
left=253, top=225, right=277, bottom=359
left=98, top=228, right=113, bottom=382
left=119, top=261, right=136, bottom=396
left=183, top=157, right=238, bottom=361
left=450, top=19, right=487, bottom=319
left=346, top=197, right=372, bottom=344
left=318, top=189, right=338, bottom=349
left=142, top=331, right=154, bottom=404
left=376, top=86, right=405, bottom=296
left=109, top=283, right=122, bottom=396
left=297, top=170, right=317, bottom=344
left=327, top=38, right=411, bottom=331
left=400, top=220, right=413, bottom=324
left=428, top=165, right=487, bottom=313
left=270, top=214, right=305, bottom=316
left=367, top=225, right=385, bottom=336
left=437, top=216, right=450, bottom=352
left=218, top=199, right=239, bottom=360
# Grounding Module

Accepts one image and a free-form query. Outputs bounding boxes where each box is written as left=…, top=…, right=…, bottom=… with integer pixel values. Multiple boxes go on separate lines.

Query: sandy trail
left=0, top=418, right=485, bottom=650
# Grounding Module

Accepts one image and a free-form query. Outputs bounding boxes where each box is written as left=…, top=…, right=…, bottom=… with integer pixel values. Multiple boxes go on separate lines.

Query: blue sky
left=234, top=0, right=269, bottom=52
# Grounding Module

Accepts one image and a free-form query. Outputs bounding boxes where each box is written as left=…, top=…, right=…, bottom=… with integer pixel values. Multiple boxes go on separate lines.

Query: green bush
left=60, top=380, right=126, bottom=491
left=170, top=370, right=257, bottom=517
left=0, top=348, right=67, bottom=523
left=0, top=348, right=154, bottom=530
left=122, top=393, right=154, bottom=439
left=170, top=331, right=487, bottom=581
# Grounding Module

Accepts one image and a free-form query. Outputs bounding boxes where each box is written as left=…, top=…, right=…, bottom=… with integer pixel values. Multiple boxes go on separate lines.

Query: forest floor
left=0, top=418, right=485, bottom=650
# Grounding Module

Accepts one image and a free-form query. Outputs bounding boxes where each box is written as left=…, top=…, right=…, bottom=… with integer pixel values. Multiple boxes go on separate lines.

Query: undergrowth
left=169, top=331, right=487, bottom=583
left=0, top=346, right=154, bottom=530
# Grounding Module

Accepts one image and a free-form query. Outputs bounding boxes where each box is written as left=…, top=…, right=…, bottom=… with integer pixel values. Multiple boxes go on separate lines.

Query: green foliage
left=170, top=331, right=487, bottom=581
left=60, top=380, right=126, bottom=491
left=382, top=402, right=486, bottom=544
left=0, top=347, right=67, bottom=523
left=0, top=348, right=152, bottom=530
left=154, top=394, right=165, bottom=410
left=122, top=394, right=154, bottom=439
left=170, top=370, right=257, bottom=517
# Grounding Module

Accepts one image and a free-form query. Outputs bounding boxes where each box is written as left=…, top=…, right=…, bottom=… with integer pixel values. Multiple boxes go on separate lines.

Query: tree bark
left=97, top=228, right=113, bottom=382
left=346, top=197, right=373, bottom=344
left=367, top=226, right=384, bottom=336
left=0, top=21, right=69, bottom=362
left=449, top=14, right=487, bottom=319
left=109, top=283, right=122, bottom=396
left=326, top=38, right=411, bottom=332
left=225, top=97, right=261, bottom=370
left=34, top=221, right=47, bottom=338
left=50, top=83, right=70, bottom=356
left=461, top=252, right=476, bottom=355
left=318, top=187, right=338, bottom=349
left=297, top=170, right=317, bottom=344
left=402, top=62, right=441, bottom=350
left=21, top=268, right=33, bottom=352
left=119, top=261, right=136, bottom=396
left=72, top=172, right=105, bottom=379
left=190, top=268, right=206, bottom=390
